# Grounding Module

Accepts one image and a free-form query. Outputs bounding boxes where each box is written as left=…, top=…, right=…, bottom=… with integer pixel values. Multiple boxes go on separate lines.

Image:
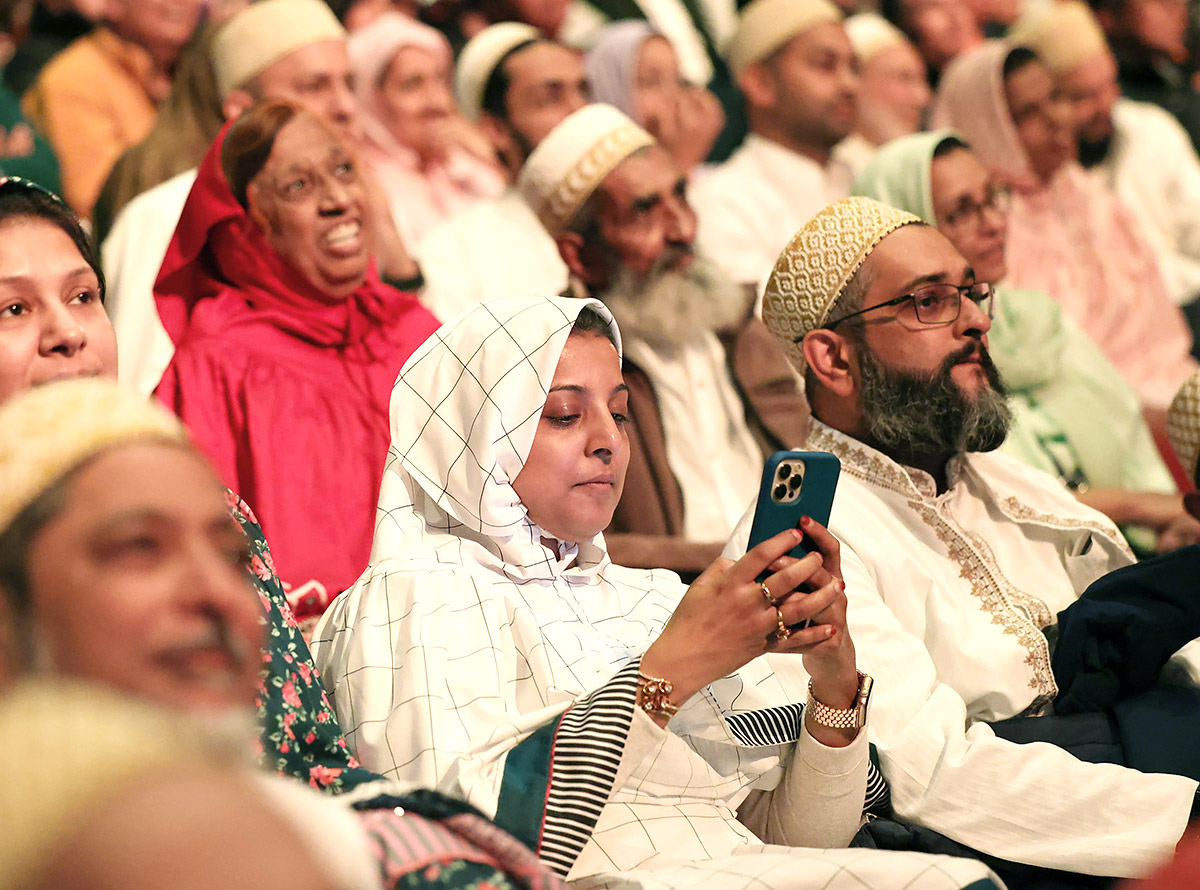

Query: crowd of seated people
left=8, top=0, right=1200, bottom=887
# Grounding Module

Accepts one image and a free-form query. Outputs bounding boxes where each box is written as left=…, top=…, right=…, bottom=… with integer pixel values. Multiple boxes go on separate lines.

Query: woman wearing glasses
left=854, top=129, right=1196, bottom=555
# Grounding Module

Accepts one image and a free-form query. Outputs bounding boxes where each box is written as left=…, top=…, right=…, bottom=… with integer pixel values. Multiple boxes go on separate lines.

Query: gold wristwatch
left=806, top=671, right=873, bottom=730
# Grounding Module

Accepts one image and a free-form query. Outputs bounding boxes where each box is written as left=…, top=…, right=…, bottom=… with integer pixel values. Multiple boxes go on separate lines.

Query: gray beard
left=597, top=251, right=749, bottom=346
left=858, top=340, right=1012, bottom=460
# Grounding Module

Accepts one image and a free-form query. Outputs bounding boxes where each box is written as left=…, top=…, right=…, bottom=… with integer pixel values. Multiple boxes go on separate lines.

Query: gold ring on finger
left=774, top=607, right=791, bottom=641
left=760, top=581, right=779, bottom=608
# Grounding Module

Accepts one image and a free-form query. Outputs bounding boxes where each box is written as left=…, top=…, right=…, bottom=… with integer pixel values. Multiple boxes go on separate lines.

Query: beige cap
left=1007, top=1, right=1110, bottom=74
left=0, top=378, right=188, bottom=535
left=727, top=0, right=842, bottom=76
left=1168, top=369, right=1200, bottom=483
left=517, top=103, right=654, bottom=235
left=455, top=21, right=542, bottom=121
left=211, top=0, right=346, bottom=99
left=764, top=196, right=922, bottom=371
left=844, top=12, right=911, bottom=65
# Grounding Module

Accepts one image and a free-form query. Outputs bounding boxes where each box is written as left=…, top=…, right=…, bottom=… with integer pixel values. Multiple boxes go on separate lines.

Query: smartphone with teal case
left=746, top=451, right=841, bottom=560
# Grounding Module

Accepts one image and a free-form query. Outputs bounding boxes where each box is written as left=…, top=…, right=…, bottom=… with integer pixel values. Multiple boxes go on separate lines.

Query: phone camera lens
left=773, top=484, right=787, bottom=500
left=789, top=475, right=802, bottom=490
left=777, top=465, right=791, bottom=480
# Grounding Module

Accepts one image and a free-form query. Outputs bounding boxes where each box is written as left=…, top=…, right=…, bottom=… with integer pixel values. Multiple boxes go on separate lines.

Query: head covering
left=727, top=0, right=842, bottom=76
left=852, top=128, right=966, bottom=224
left=375, top=295, right=620, bottom=564
left=0, top=378, right=187, bottom=535
left=763, top=196, right=921, bottom=370
left=211, top=0, right=347, bottom=100
left=156, top=117, right=420, bottom=354
left=1008, top=1, right=1110, bottom=75
left=585, top=21, right=661, bottom=120
left=1167, top=370, right=1200, bottom=482
left=517, top=103, right=654, bottom=235
left=844, top=12, right=911, bottom=66
left=930, top=40, right=1036, bottom=188
left=348, top=12, right=454, bottom=157
left=455, top=22, right=541, bottom=122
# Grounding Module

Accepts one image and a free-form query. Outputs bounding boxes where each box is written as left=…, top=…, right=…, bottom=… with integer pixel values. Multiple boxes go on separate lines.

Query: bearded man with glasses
left=725, top=196, right=1200, bottom=889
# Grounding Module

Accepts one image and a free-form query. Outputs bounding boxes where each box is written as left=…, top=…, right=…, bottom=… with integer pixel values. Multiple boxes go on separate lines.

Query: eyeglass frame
left=798, top=281, right=996, bottom=340
left=937, top=184, right=1012, bottom=230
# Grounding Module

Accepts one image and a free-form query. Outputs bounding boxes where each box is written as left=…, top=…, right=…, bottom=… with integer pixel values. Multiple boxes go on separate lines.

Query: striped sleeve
left=493, top=659, right=641, bottom=877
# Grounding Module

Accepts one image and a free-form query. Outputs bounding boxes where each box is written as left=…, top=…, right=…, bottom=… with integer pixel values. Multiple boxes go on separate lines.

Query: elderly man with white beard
left=517, top=104, right=808, bottom=576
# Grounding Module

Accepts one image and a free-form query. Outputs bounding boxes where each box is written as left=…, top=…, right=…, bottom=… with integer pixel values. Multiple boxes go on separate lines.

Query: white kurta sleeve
left=838, top=545, right=1196, bottom=879
left=737, top=722, right=868, bottom=849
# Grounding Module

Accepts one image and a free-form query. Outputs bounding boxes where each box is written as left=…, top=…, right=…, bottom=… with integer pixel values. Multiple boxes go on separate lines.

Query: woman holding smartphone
left=312, top=295, right=999, bottom=890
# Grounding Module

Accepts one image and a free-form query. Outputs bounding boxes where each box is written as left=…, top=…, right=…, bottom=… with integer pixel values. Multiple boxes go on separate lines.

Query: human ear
left=803, top=330, right=856, bottom=397
left=222, top=89, right=255, bottom=123
left=737, top=63, right=776, bottom=111
left=557, top=231, right=608, bottom=289
left=477, top=113, right=516, bottom=164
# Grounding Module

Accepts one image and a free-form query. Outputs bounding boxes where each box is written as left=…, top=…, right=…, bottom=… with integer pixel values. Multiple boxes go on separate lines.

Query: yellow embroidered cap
left=1167, top=369, right=1200, bottom=483
left=844, top=13, right=912, bottom=65
left=764, top=196, right=922, bottom=371
left=727, top=0, right=842, bottom=76
left=1007, top=1, right=1110, bottom=75
left=0, top=378, right=188, bottom=535
left=517, top=103, right=654, bottom=235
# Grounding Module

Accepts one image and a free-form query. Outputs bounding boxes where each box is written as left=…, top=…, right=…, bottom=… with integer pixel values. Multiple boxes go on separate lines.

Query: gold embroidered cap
left=455, top=22, right=541, bottom=121
left=1167, top=369, right=1200, bottom=483
left=727, top=0, right=842, bottom=76
left=1007, top=1, right=1110, bottom=74
left=0, top=378, right=188, bottom=535
left=517, top=103, right=654, bottom=235
left=211, top=0, right=346, bottom=100
left=764, top=196, right=922, bottom=371
left=844, top=13, right=911, bottom=65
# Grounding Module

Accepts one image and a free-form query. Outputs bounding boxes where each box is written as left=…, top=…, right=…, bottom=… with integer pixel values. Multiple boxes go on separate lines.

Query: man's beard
left=858, top=340, right=1012, bottom=459
left=598, top=249, right=750, bottom=345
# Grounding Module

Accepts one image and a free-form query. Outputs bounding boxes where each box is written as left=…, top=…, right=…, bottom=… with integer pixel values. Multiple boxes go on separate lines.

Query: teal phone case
left=746, top=450, right=841, bottom=559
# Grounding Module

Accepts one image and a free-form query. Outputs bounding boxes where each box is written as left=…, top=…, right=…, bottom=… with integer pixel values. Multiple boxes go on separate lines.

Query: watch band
left=806, top=671, right=872, bottom=730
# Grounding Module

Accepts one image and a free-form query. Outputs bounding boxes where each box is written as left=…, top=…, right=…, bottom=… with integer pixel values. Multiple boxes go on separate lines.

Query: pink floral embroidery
left=282, top=681, right=302, bottom=709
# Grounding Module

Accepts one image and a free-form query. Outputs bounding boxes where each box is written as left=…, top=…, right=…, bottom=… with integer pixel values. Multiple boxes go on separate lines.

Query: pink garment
left=348, top=13, right=504, bottom=242
left=932, top=40, right=1196, bottom=409
left=154, top=121, right=442, bottom=614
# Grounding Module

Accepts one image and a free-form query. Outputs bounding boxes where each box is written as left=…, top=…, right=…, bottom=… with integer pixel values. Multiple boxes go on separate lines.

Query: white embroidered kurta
left=727, top=420, right=1199, bottom=878
left=101, top=167, right=195, bottom=397
left=623, top=331, right=762, bottom=541
left=690, top=136, right=853, bottom=289
left=415, top=189, right=568, bottom=323
left=1089, top=98, right=1200, bottom=307
left=312, top=295, right=1000, bottom=890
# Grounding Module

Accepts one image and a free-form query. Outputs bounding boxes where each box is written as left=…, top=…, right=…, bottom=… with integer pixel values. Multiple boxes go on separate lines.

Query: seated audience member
left=728, top=195, right=1199, bottom=885
left=91, top=20, right=226, bottom=243
left=835, top=13, right=930, bottom=179
left=102, top=0, right=422, bottom=398
left=854, top=130, right=1198, bottom=555
left=0, top=377, right=567, bottom=890
left=584, top=21, right=723, bottom=177
left=21, top=0, right=205, bottom=216
left=1009, top=2, right=1200, bottom=314
left=415, top=24, right=587, bottom=320
left=347, top=13, right=505, bottom=245
left=1, top=0, right=96, bottom=98
left=518, top=104, right=806, bottom=574
left=879, top=0, right=982, bottom=85
left=0, top=680, right=370, bottom=890
left=0, top=173, right=379, bottom=789
left=1089, top=0, right=1200, bottom=155
left=311, top=293, right=1000, bottom=890
left=155, top=101, right=440, bottom=621
left=933, top=41, right=1197, bottom=413
left=690, top=0, right=856, bottom=289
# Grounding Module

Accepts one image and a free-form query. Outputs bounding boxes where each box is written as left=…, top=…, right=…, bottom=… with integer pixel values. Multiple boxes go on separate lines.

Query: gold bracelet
left=637, top=672, right=680, bottom=718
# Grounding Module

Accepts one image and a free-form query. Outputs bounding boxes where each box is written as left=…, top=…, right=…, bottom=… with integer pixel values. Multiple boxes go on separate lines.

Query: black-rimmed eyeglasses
left=806, top=282, right=995, bottom=337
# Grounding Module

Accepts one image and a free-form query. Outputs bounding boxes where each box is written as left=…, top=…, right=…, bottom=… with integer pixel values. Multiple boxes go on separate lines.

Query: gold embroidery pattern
left=998, top=496, right=1135, bottom=563
left=809, top=422, right=1058, bottom=700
